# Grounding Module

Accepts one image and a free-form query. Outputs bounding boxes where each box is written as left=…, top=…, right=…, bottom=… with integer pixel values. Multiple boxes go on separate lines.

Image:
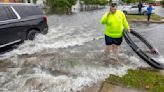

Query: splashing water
left=0, top=27, right=144, bottom=92
left=153, top=56, right=164, bottom=65
left=0, top=51, right=143, bottom=92
left=1, top=8, right=162, bottom=92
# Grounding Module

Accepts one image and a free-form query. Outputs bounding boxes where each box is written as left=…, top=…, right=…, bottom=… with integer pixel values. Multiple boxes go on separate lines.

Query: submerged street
left=0, top=7, right=164, bottom=92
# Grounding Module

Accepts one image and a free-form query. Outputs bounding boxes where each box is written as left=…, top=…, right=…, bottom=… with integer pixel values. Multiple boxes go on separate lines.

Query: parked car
left=0, top=3, right=48, bottom=48
left=121, top=5, right=155, bottom=15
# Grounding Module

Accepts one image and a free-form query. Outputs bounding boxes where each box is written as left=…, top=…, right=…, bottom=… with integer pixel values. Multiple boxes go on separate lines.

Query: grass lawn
left=105, top=69, right=164, bottom=92
left=126, top=14, right=164, bottom=21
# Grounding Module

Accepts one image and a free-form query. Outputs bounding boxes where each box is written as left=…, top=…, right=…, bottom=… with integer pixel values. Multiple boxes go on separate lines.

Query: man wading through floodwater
left=101, top=3, right=131, bottom=56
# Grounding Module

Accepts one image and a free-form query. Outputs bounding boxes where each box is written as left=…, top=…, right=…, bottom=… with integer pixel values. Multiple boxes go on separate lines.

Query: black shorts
left=105, top=35, right=123, bottom=45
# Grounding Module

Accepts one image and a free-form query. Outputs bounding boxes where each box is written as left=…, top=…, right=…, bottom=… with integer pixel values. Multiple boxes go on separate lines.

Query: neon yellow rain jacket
left=101, top=10, right=130, bottom=38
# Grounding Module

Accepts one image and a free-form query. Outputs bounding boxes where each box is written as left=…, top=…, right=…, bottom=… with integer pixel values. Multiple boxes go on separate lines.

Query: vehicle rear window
left=0, top=6, right=16, bottom=21
left=131, top=6, right=138, bottom=8
left=13, top=6, right=43, bottom=18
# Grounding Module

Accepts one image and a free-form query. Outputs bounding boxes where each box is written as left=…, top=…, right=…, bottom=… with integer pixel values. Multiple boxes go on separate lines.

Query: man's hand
left=128, top=29, right=131, bottom=32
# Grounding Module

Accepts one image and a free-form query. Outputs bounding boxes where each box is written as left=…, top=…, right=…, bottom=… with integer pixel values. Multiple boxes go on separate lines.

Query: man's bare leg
left=111, top=44, right=120, bottom=62
left=105, top=45, right=112, bottom=54
left=113, top=45, right=120, bottom=55
left=104, top=45, right=114, bottom=65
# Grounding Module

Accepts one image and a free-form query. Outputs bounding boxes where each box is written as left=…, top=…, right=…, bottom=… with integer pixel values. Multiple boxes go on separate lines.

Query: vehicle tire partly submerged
left=26, top=29, right=39, bottom=40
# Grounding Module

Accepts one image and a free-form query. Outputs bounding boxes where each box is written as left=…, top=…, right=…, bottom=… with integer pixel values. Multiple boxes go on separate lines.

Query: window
left=0, top=7, right=10, bottom=21
left=7, top=7, right=17, bottom=19
left=0, top=6, right=17, bottom=21
left=131, top=6, right=138, bottom=8
left=13, top=6, right=43, bottom=18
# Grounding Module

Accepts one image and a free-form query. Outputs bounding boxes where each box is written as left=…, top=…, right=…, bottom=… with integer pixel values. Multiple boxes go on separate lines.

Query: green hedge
left=46, top=0, right=76, bottom=14
left=33, top=0, right=37, bottom=4
left=80, top=0, right=108, bottom=5
left=161, top=0, right=164, bottom=4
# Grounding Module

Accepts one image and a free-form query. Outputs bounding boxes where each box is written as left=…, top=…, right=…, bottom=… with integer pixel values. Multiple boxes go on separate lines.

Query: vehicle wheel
left=26, top=29, right=39, bottom=40
left=123, top=11, right=128, bottom=15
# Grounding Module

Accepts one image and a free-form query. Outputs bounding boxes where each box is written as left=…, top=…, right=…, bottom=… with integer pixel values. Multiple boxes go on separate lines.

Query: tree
left=33, top=0, right=37, bottom=4
left=46, top=0, right=76, bottom=14
left=80, top=0, right=107, bottom=5
left=161, top=0, right=164, bottom=8
left=109, top=0, right=112, bottom=4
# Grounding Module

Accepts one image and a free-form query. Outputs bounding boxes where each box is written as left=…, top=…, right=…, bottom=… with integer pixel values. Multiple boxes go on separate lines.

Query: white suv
left=122, top=5, right=155, bottom=15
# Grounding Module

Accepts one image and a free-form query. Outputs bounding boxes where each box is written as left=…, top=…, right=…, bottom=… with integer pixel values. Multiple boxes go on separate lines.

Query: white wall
left=72, top=0, right=81, bottom=13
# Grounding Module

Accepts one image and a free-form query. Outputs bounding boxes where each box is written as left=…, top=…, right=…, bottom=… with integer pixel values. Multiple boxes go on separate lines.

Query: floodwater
left=0, top=8, right=164, bottom=92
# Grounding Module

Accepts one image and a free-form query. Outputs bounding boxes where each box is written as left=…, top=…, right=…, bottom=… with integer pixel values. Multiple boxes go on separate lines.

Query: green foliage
left=33, top=0, right=37, bottom=4
left=106, top=69, right=164, bottom=92
left=161, top=0, right=164, bottom=4
left=46, top=0, right=76, bottom=14
left=109, top=0, right=112, bottom=4
left=80, top=0, right=108, bottom=5
left=46, top=0, right=108, bottom=14
left=146, top=0, right=155, bottom=4
left=122, top=0, right=131, bottom=4
left=98, top=0, right=108, bottom=5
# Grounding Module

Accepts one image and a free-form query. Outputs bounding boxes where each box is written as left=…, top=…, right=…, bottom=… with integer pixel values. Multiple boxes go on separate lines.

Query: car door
left=130, top=6, right=138, bottom=14
left=12, top=5, right=44, bottom=40
left=0, top=6, right=20, bottom=47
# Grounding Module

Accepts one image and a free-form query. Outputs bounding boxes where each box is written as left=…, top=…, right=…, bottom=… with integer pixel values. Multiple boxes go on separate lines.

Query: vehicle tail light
left=43, top=16, right=48, bottom=23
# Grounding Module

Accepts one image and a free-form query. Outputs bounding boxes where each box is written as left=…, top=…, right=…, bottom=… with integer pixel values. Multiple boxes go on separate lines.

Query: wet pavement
left=0, top=7, right=164, bottom=92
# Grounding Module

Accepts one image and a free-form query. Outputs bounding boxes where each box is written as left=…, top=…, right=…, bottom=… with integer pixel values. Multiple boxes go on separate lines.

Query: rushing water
left=0, top=8, right=164, bottom=92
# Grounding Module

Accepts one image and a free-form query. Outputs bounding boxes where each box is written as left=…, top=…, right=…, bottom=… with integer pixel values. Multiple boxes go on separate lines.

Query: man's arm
left=122, top=12, right=130, bottom=32
left=100, top=13, right=108, bottom=25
